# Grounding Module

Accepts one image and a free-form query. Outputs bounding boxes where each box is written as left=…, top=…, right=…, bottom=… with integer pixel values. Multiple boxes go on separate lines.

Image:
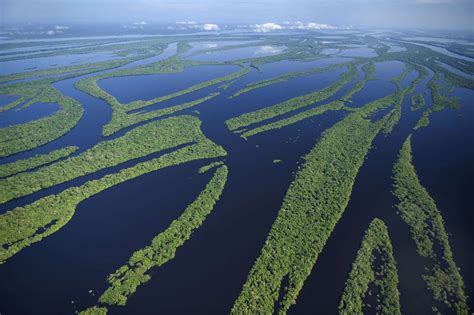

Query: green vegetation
left=391, top=62, right=413, bottom=90
left=0, top=81, right=83, bottom=157
left=75, top=64, right=250, bottom=136
left=0, top=146, right=78, bottom=178
left=0, top=116, right=209, bottom=204
left=122, top=66, right=249, bottom=112
left=1, top=33, right=473, bottom=313
left=240, top=44, right=321, bottom=65
left=380, top=91, right=404, bottom=135
left=380, top=63, right=425, bottom=135
left=0, top=49, right=163, bottom=157
left=375, top=41, right=473, bottom=90
left=0, top=116, right=227, bottom=264
left=198, top=161, right=225, bottom=174
left=0, top=97, right=27, bottom=112
left=240, top=100, right=345, bottom=139
left=74, top=56, right=196, bottom=111
left=188, top=40, right=313, bottom=66
left=102, top=92, right=220, bottom=136
left=444, top=42, right=474, bottom=59
left=411, top=94, right=425, bottom=111
left=237, top=60, right=419, bottom=139
left=219, top=79, right=238, bottom=90
left=229, top=62, right=349, bottom=99
left=342, top=62, right=375, bottom=102
left=414, top=78, right=460, bottom=130
left=404, top=64, right=427, bottom=95
left=79, top=306, right=107, bottom=315
left=339, top=218, right=401, bottom=315
left=0, top=56, right=141, bottom=84
left=392, top=136, right=468, bottom=313
left=176, top=41, right=193, bottom=55
left=226, top=63, right=358, bottom=132
left=188, top=41, right=270, bottom=58
left=231, top=49, right=308, bottom=66
left=0, top=38, right=165, bottom=63
left=232, top=93, right=401, bottom=314
left=85, top=165, right=228, bottom=308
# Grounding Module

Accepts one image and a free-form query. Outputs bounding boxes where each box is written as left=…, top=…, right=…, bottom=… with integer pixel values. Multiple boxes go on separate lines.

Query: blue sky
left=1, top=0, right=473, bottom=30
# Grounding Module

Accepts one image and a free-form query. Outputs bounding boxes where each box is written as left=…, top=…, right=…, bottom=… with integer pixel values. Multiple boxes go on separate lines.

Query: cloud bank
left=289, top=21, right=336, bottom=30
left=253, top=22, right=283, bottom=32
left=171, top=21, right=220, bottom=31
left=201, top=23, right=220, bottom=31
left=251, top=21, right=337, bottom=32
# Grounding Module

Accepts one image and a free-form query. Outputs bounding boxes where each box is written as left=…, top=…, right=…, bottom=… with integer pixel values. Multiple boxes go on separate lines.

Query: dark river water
left=0, top=45, right=472, bottom=314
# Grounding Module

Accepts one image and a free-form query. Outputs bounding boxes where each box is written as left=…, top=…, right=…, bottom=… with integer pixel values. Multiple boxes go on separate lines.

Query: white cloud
left=201, top=23, right=219, bottom=31
left=305, top=22, right=336, bottom=30
left=289, top=21, right=337, bottom=30
left=251, top=21, right=336, bottom=32
left=174, top=22, right=220, bottom=31
left=133, top=21, right=147, bottom=25
left=253, top=22, right=283, bottom=33
left=46, top=30, right=55, bottom=35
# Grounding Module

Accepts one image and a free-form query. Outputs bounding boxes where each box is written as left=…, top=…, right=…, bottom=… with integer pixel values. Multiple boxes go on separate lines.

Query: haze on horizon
left=0, top=0, right=473, bottom=31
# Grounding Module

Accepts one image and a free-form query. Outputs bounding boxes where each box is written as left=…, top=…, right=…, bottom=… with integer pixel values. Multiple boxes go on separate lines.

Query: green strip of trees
left=411, top=94, right=425, bottom=111
left=392, top=136, right=468, bottom=314
left=198, top=161, right=225, bottom=174
left=0, top=117, right=226, bottom=264
left=102, top=92, right=220, bottom=136
left=0, top=146, right=78, bottom=178
left=0, top=116, right=208, bottom=204
left=75, top=63, right=249, bottom=136
left=230, top=62, right=349, bottom=99
left=0, top=82, right=83, bottom=157
left=231, top=93, right=402, bottom=315
left=83, top=165, right=228, bottom=309
left=339, top=218, right=401, bottom=315
left=240, top=100, right=345, bottom=139
left=342, top=62, right=375, bottom=102
left=414, top=77, right=459, bottom=130
left=226, top=63, right=358, bottom=132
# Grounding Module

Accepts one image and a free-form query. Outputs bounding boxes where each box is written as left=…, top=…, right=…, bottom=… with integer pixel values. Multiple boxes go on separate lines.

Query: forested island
left=0, top=26, right=472, bottom=314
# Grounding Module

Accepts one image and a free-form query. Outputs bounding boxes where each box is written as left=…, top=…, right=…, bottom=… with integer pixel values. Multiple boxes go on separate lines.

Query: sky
left=1, top=0, right=473, bottom=31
